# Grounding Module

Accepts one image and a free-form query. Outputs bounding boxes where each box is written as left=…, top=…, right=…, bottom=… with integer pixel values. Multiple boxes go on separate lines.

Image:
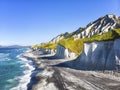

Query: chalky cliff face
left=49, top=14, right=120, bottom=69
left=36, top=14, right=120, bottom=70
left=55, top=44, right=76, bottom=59
left=75, top=38, right=120, bottom=70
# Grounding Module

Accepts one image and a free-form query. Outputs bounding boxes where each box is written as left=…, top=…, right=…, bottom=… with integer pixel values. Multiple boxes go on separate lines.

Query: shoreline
left=23, top=50, right=120, bottom=90
left=10, top=49, right=35, bottom=90
left=21, top=53, right=40, bottom=90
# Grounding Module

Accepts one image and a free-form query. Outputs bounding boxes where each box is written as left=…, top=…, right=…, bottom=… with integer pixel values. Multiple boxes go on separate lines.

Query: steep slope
left=32, top=14, right=120, bottom=55
left=50, top=27, right=85, bottom=43
left=74, top=14, right=120, bottom=39
left=50, top=14, right=120, bottom=44
left=50, top=32, right=69, bottom=43
left=58, top=28, right=120, bottom=56
left=74, top=38, right=120, bottom=70
left=55, top=44, right=76, bottom=59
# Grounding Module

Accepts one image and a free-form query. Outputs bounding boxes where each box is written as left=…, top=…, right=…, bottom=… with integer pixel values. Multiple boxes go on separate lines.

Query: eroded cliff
left=75, top=38, right=120, bottom=70
left=55, top=44, right=76, bottom=59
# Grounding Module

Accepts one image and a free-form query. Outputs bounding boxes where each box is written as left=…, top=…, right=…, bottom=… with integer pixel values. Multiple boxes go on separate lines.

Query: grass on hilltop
left=32, top=28, right=120, bottom=56
left=59, top=28, right=120, bottom=55
left=32, top=43, right=57, bottom=50
left=58, top=37, right=83, bottom=55
left=83, top=28, right=120, bottom=42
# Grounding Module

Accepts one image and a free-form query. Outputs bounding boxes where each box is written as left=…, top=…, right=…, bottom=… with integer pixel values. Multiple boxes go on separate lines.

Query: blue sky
left=0, top=0, right=119, bottom=46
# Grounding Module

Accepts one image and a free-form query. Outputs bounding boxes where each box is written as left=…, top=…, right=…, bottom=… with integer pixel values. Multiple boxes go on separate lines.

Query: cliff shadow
left=54, top=58, right=117, bottom=71
left=32, top=49, right=54, bottom=56
left=52, top=58, right=96, bottom=71
left=37, top=54, right=65, bottom=60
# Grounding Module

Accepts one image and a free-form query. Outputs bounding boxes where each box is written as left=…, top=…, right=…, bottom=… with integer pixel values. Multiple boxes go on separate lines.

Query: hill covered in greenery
left=32, top=14, right=120, bottom=56
left=32, top=28, right=120, bottom=55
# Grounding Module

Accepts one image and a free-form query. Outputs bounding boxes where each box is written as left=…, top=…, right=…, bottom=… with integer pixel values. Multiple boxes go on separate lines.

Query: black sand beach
left=23, top=50, right=120, bottom=90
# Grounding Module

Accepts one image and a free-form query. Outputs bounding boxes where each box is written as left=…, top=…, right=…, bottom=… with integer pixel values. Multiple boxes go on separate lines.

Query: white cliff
left=75, top=38, right=120, bottom=70
left=55, top=44, right=76, bottom=59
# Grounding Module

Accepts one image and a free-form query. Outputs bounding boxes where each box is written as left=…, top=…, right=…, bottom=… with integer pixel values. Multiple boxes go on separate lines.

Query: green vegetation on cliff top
left=32, top=28, right=120, bottom=55
left=59, top=28, right=120, bottom=55
left=58, top=37, right=83, bottom=55
left=83, top=28, right=120, bottom=42
left=32, top=43, right=57, bottom=50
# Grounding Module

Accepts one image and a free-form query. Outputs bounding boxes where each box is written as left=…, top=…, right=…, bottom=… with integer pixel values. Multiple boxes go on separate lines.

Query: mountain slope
left=74, top=14, right=120, bottom=39
left=51, top=14, right=120, bottom=43
left=50, top=27, right=84, bottom=43
left=32, top=14, right=120, bottom=55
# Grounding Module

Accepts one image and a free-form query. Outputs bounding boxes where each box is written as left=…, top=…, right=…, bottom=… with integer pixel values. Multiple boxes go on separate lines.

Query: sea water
left=0, top=48, right=35, bottom=90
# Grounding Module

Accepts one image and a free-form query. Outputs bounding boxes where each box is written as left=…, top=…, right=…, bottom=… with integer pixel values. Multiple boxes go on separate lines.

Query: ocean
left=0, top=47, right=35, bottom=90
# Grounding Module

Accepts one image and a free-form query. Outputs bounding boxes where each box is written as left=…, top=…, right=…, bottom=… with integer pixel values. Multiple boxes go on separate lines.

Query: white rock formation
left=50, top=32, right=69, bottom=43
left=50, top=29, right=83, bottom=43
left=50, top=14, right=120, bottom=44
left=74, top=14, right=120, bottom=39
left=55, top=44, right=76, bottom=59
left=75, top=38, right=120, bottom=70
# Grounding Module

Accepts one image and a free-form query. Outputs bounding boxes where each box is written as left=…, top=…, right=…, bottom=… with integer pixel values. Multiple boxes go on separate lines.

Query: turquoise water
left=0, top=48, right=34, bottom=90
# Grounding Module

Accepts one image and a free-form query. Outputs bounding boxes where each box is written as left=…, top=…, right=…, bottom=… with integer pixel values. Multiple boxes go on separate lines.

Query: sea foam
left=11, top=53, right=35, bottom=90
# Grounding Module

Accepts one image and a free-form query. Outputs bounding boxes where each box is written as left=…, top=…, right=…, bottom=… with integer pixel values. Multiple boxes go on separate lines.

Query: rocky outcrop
left=75, top=38, right=120, bottom=70
left=50, top=32, right=70, bottom=43
left=50, top=14, right=120, bottom=44
left=55, top=44, right=76, bottom=59
left=74, top=14, right=120, bottom=39
left=50, top=28, right=84, bottom=43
